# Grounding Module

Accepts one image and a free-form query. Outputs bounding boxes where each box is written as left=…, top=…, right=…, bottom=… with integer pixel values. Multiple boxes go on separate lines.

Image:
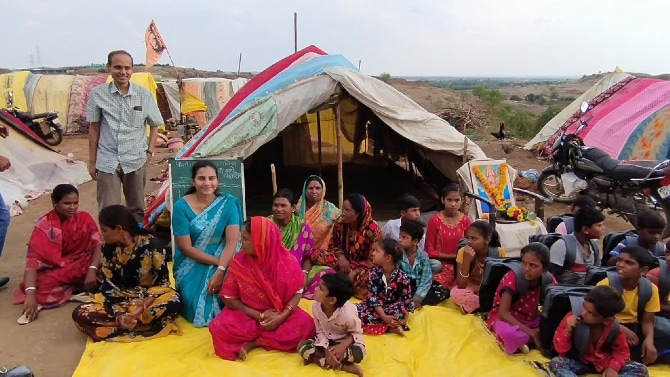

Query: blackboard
left=169, top=158, right=246, bottom=218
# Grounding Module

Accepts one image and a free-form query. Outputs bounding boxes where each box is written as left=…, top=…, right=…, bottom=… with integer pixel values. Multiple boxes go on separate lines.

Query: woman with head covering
left=208, top=217, right=316, bottom=361
left=268, top=188, right=334, bottom=299
left=311, top=193, right=382, bottom=299
left=295, top=175, right=341, bottom=251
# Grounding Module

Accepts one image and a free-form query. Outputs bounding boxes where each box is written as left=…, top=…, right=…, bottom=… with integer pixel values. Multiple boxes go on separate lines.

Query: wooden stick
left=462, top=137, right=469, bottom=164
left=237, top=53, right=242, bottom=77
left=294, top=12, right=298, bottom=53
left=336, top=101, right=344, bottom=208
left=317, top=111, right=323, bottom=177
left=270, top=164, right=277, bottom=195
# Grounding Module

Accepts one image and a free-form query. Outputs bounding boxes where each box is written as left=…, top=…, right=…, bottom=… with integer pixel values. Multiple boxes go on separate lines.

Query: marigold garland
left=472, top=163, right=509, bottom=209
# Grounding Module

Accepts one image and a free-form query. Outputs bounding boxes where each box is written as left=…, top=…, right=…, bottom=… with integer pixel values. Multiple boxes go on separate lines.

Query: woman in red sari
left=13, top=184, right=103, bottom=324
left=312, top=193, right=382, bottom=299
left=209, top=217, right=316, bottom=361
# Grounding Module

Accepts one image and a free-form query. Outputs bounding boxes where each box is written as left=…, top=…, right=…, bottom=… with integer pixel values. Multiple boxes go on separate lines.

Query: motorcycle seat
left=15, top=111, right=51, bottom=121
left=581, top=147, right=663, bottom=180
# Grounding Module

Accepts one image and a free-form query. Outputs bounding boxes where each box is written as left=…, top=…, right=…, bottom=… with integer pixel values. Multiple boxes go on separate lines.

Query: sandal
left=69, top=292, right=91, bottom=303
left=16, top=305, right=43, bottom=325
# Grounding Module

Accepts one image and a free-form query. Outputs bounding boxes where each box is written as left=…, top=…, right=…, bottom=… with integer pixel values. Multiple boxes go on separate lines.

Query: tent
left=526, top=73, right=670, bottom=160
left=144, top=45, right=485, bottom=224
left=0, top=110, right=90, bottom=216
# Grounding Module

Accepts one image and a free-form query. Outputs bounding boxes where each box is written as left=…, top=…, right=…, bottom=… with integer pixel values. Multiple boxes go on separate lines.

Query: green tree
left=525, top=93, right=537, bottom=103
left=379, top=72, right=391, bottom=83
left=549, top=90, right=559, bottom=100
left=472, top=85, right=487, bottom=99
left=481, top=89, right=504, bottom=109
left=509, top=95, right=522, bottom=101
left=536, top=95, right=548, bottom=105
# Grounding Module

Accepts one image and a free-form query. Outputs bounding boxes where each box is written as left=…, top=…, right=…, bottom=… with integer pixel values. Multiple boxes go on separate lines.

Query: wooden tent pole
left=270, top=163, right=277, bottom=195
left=317, top=112, right=323, bottom=177
left=336, top=101, right=344, bottom=208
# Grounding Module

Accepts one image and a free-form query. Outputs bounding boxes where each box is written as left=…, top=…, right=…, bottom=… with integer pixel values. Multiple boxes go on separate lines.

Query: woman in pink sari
left=209, top=217, right=316, bottom=361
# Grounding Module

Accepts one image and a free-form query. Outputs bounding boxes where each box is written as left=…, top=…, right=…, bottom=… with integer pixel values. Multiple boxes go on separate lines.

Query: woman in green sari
left=269, top=188, right=333, bottom=299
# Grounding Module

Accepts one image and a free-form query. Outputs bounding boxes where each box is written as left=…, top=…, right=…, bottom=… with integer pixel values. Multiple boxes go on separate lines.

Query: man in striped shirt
left=87, top=50, right=163, bottom=222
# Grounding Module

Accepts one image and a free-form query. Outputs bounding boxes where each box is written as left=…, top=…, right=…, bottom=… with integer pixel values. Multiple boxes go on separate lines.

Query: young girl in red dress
left=425, top=183, right=472, bottom=288
left=487, top=243, right=556, bottom=354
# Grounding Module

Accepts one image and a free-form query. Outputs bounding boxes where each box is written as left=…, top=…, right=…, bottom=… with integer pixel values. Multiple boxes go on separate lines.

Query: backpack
left=584, top=266, right=653, bottom=322
left=568, top=296, right=621, bottom=360
left=539, top=284, right=593, bottom=357
left=658, top=257, right=670, bottom=305
left=601, top=230, right=665, bottom=266
left=546, top=214, right=575, bottom=234
left=479, top=257, right=553, bottom=314
left=529, top=233, right=600, bottom=269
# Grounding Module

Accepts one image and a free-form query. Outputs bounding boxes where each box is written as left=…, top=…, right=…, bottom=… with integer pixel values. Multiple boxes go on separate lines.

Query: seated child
left=554, top=196, right=597, bottom=235
left=425, top=183, right=473, bottom=288
left=397, top=221, right=449, bottom=309
left=597, top=246, right=660, bottom=365
left=298, top=273, right=365, bottom=376
left=550, top=207, right=605, bottom=284
left=606, top=209, right=666, bottom=266
left=452, top=221, right=507, bottom=314
left=357, top=238, right=414, bottom=336
left=487, top=243, right=556, bottom=354
left=549, top=286, right=649, bottom=377
left=646, top=242, right=670, bottom=357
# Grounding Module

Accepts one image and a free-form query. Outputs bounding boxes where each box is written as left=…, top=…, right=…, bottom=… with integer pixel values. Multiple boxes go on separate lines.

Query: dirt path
left=0, top=134, right=635, bottom=375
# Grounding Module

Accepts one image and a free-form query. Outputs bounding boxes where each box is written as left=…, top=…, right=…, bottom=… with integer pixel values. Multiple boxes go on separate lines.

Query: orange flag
left=145, top=19, right=167, bottom=70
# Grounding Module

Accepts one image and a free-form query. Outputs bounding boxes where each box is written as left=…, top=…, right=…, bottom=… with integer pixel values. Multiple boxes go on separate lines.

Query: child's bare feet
left=341, top=364, right=363, bottom=376
left=389, top=326, right=405, bottom=336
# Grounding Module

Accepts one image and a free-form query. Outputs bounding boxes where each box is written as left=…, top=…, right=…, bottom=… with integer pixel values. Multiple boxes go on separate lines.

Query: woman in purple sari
left=269, top=189, right=333, bottom=299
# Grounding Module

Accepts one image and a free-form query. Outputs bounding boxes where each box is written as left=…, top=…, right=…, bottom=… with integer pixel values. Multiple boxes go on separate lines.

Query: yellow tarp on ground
left=71, top=299, right=572, bottom=377
left=30, top=74, right=74, bottom=127
left=0, top=71, right=31, bottom=110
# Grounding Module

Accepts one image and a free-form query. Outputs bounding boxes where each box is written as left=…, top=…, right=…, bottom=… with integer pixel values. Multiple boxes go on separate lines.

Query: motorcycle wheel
left=44, top=126, right=63, bottom=146
left=538, top=169, right=579, bottom=204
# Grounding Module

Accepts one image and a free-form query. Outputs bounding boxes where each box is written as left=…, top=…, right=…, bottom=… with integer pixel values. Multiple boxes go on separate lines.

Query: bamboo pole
left=237, top=53, right=242, bottom=77
left=336, top=102, right=344, bottom=208
left=294, top=12, right=298, bottom=53
left=317, top=112, right=323, bottom=176
left=270, top=164, right=277, bottom=195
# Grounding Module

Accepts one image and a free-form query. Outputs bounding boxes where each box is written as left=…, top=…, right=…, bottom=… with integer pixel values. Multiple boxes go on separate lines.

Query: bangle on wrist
left=458, top=270, right=470, bottom=278
left=258, top=311, right=265, bottom=322
left=217, top=265, right=227, bottom=272
left=286, top=304, right=295, bottom=313
left=24, top=286, right=37, bottom=293
left=89, top=265, right=98, bottom=270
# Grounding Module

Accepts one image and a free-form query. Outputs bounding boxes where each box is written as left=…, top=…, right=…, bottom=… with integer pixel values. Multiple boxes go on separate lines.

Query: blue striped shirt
left=398, top=249, right=433, bottom=300
left=87, top=82, right=163, bottom=174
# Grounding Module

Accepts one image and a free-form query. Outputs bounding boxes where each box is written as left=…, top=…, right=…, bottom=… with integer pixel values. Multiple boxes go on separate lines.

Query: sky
left=4, top=0, right=669, bottom=77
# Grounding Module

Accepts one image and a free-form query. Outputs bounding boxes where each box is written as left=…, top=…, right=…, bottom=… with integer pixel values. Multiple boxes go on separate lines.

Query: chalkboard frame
left=168, top=157, right=247, bottom=219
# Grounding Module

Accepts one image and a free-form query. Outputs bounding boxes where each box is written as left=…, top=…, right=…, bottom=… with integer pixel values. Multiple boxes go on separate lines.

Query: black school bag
left=539, top=284, right=593, bottom=357
left=584, top=266, right=653, bottom=322
left=546, top=214, right=575, bottom=233
left=529, top=233, right=600, bottom=270
left=658, top=257, right=670, bottom=306
left=479, top=257, right=553, bottom=314
left=601, top=231, right=665, bottom=265
left=540, top=288, right=622, bottom=359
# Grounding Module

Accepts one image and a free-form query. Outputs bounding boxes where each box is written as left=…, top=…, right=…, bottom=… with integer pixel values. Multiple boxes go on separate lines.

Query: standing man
left=0, top=124, right=12, bottom=289
left=88, top=50, right=163, bottom=222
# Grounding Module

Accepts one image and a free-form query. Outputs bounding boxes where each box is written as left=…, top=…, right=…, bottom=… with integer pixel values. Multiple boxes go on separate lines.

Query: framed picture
left=465, top=159, right=514, bottom=216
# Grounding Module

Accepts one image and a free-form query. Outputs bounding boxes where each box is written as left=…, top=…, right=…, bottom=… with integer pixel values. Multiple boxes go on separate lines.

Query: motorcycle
left=537, top=101, right=670, bottom=237
left=4, top=91, right=63, bottom=146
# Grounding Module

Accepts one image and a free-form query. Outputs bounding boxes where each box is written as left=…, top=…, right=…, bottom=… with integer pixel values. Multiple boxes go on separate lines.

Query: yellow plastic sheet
left=73, top=299, right=541, bottom=377
left=181, top=92, right=207, bottom=114
left=71, top=264, right=670, bottom=377
left=30, top=74, right=74, bottom=127
left=0, top=71, right=30, bottom=110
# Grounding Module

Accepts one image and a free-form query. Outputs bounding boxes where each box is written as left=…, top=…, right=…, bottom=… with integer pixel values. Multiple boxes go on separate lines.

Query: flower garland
left=472, top=163, right=509, bottom=209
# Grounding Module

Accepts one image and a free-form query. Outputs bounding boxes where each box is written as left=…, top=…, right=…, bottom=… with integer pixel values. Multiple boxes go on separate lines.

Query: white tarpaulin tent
left=524, top=71, right=632, bottom=150
left=194, top=66, right=486, bottom=181
left=0, top=111, right=90, bottom=216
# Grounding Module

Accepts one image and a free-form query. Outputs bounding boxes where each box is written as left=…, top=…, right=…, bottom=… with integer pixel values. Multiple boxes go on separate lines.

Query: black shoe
left=0, top=276, right=9, bottom=289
